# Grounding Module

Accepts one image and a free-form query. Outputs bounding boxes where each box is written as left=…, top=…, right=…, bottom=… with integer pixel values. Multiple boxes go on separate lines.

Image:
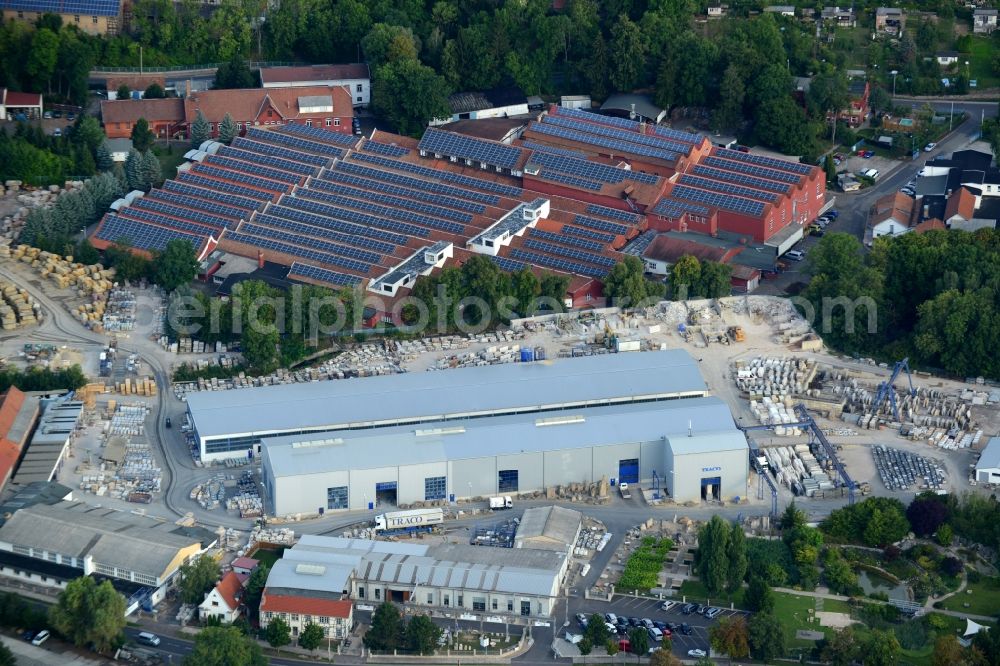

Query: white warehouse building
left=236, top=350, right=750, bottom=515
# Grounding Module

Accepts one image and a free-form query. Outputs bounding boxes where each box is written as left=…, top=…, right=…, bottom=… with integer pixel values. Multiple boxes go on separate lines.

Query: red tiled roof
left=643, top=234, right=729, bottom=264
left=0, top=438, right=20, bottom=489
left=914, top=219, right=946, bottom=233
left=944, top=187, right=976, bottom=221
left=0, top=387, right=25, bottom=441
left=232, top=557, right=259, bottom=571
left=213, top=571, right=243, bottom=610
left=101, top=98, right=185, bottom=125
left=870, top=191, right=915, bottom=227
left=106, top=75, right=166, bottom=93
left=2, top=90, right=42, bottom=107
left=183, top=86, right=352, bottom=125
left=259, top=64, right=369, bottom=85
left=261, top=593, right=352, bottom=618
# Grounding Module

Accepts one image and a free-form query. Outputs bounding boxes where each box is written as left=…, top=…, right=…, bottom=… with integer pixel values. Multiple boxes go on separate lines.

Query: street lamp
left=890, top=70, right=898, bottom=98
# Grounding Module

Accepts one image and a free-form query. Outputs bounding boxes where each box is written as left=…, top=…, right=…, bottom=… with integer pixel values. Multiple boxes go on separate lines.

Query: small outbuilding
left=515, top=506, right=583, bottom=552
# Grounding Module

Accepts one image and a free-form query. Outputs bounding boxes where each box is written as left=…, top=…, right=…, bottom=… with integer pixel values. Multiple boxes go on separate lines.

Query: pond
left=857, top=569, right=910, bottom=601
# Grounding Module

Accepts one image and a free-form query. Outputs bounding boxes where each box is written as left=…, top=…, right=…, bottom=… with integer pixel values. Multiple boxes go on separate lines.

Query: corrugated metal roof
left=977, top=437, right=1000, bottom=472
left=190, top=349, right=707, bottom=441
left=264, top=396, right=742, bottom=478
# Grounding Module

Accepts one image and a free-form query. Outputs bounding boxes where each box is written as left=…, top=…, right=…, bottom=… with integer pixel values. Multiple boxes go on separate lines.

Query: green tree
left=670, top=255, right=701, bottom=299
left=807, top=72, right=849, bottom=121
left=699, top=261, right=732, bottom=299
left=235, top=280, right=281, bottom=370
left=727, top=522, right=748, bottom=592
left=218, top=113, right=238, bottom=144
left=371, top=59, right=451, bottom=137
left=140, top=149, right=162, bottom=189
left=74, top=116, right=106, bottom=156
left=585, top=613, right=609, bottom=646
left=755, top=96, right=815, bottom=156
left=266, top=616, right=291, bottom=650
left=604, top=255, right=665, bottom=308
left=865, top=629, right=901, bottom=666
left=629, top=626, right=650, bottom=659
left=154, top=239, right=198, bottom=291
left=510, top=268, right=541, bottom=317
left=714, top=65, right=745, bottom=132
left=76, top=238, right=100, bottom=264
left=697, top=515, right=731, bottom=594
left=578, top=636, right=593, bottom=655
left=539, top=273, right=571, bottom=311
left=649, top=647, right=682, bottom=666
left=214, top=56, right=256, bottom=89
left=822, top=626, right=860, bottom=666
left=243, top=563, right=269, bottom=617
left=364, top=601, right=403, bottom=651
left=190, top=110, right=210, bottom=148
left=825, top=154, right=837, bottom=183
left=748, top=611, right=786, bottom=662
left=178, top=554, right=220, bottom=604
left=709, top=615, right=750, bottom=660
left=405, top=614, right=441, bottom=655
left=185, top=625, right=267, bottom=666
left=0, top=640, right=14, bottom=666
left=584, top=33, right=611, bottom=100
left=907, top=494, right=950, bottom=537
left=744, top=576, right=775, bottom=614
left=609, top=14, right=646, bottom=91
left=124, top=149, right=144, bottom=190
left=95, top=143, right=114, bottom=171
left=116, top=83, right=131, bottom=100
left=49, top=576, right=126, bottom=653
left=144, top=82, right=166, bottom=98
left=931, top=633, right=964, bottom=666
left=605, top=638, right=619, bottom=658
left=27, top=28, right=59, bottom=91
left=822, top=548, right=859, bottom=595
left=298, top=623, right=324, bottom=651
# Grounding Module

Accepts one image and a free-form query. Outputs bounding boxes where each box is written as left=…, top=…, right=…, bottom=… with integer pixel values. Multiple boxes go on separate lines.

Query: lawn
left=677, top=579, right=743, bottom=608
left=248, top=546, right=286, bottom=569
left=963, top=37, right=1000, bottom=89
left=940, top=575, right=1000, bottom=616
left=772, top=592, right=853, bottom=651
left=831, top=27, right=871, bottom=70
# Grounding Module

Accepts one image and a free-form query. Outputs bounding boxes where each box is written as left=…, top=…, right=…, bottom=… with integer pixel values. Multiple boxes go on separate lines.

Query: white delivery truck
left=373, top=508, right=444, bottom=533
left=489, top=495, right=513, bottom=510
left=619, top=482, right=632, bottom=499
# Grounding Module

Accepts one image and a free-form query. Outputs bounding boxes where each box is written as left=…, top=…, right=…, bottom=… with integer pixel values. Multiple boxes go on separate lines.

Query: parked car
left=66, top=112, right=76, bottom=121
left=863, top=150, right=875, bottom=158
left=862, top=168, right=880, bottom=180
left=21, top=630, right=36, bottom=642
left=51, top=110, right=62, bottom=118
left=648, top=627, right=663, bottom=642
left=352, top=117, right=362, bottom=135
left=705, top=607, right=723, bottom=619
left=642, top=618, right=654, bottom=630
left=785, top=249, right=805, bottom=261
left=43, top=111, right=52, bottom=119
left=605, top=613, right=617, bottom=624
left=924, top=142, right=937, bottom=152
left=680, top=623, right=693, bottom=635
left=576, top=613, right=588, bottom=628
left=628, top=617, right=641, bottom=627
left=688, top=648, right=707, bottom=657
left=811, top=227, right=825, bottom=237
left=681, top=603, right=695, bottom=614
left=660, top=600, right=677, bottom=612
left=137, top=632, right=160, bottom=646
left=826, top=209, right=839, bottom=218
left=53, top=128, right=62, bottom=137
left=32, top=630, right=50, bottom=646
left=165, top=417, right=172, bottom=428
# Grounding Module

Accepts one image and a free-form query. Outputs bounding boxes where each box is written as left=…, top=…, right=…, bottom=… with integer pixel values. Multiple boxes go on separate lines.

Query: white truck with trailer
left=489, top=495, right=513, bottom=510
left=373, top=508, right=444, bottom=533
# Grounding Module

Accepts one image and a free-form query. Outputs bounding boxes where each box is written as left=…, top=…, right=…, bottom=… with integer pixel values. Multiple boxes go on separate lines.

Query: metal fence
left=90, top=60, right=305, bottom=74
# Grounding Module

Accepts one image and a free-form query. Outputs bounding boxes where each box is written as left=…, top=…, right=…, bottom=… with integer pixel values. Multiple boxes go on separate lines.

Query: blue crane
left=873, top=357, right=916, bottom=423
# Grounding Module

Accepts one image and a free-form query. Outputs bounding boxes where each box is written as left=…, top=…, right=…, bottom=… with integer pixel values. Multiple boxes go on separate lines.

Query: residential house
left=231, top=557, right=259, bottom=578
left=875, top=7, right=905, bottom=35
left=101, top=98, right=185, bottom=140
left=973, top=8, right=998, bottom=33
left=707, top=2, right=728, bottom=17
left=1, top=0, right=120, bottom=34
left=870, top=191, right=916, bottom=239
left=764, top=5, right=795, bottom=16
left=944, top=187, right=995, bottom=231
left=199, top=570, right=243, bottom=624
left=641, top=234, right=737, bottom=276
left=828, top=79, right=870, bottom=127
left=821, top=6, right=857, bottom=27
left=260, top=594, right=353, bottom=643
left=106, top=76, right=167, bottom=100
left=259, top=64, right=371, bottom=108
left=936, top=51, right=960, bottom=66
left=0, top=88, right=42, bottom=121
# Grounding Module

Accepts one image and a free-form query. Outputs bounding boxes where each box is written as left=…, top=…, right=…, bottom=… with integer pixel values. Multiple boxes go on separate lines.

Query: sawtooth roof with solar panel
left=89, top=106, right=824, bottom=306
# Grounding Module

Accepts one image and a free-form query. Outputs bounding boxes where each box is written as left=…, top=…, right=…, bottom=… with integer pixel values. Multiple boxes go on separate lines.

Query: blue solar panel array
left=179, top=173, right=275, bottom=201
left=651, top=198, right=712, bottom=218
left=539, top=170, right=602, bottom=191
left=239, top=223, right=377, bottom=270
left=702, top=156, right=803, bottom=184
left=225, top=231, right=370, bottom=274
left=529, top=229, right=605, bottom=252
left=278, top=123, right=359, bottom=146
left=268, top=204, right=408, bottom=245
left=531, top=122, right=677, bottom=166
left=585, top=204, right=639, bottom=224
left=336, top=161, right=500, bottom=206
left=716, top=148, right=814, bottom=176
left=363, top=141, right=409, bottom=157
left=350, top=153, right=523, bottom=197
left=191, top=167, right=289, bottom=194
left=154, top=190, right=250, bottom=219
left=96, top=215, right=205, bottom=252
left=285, top=196, right=430, bottom=239
left=555, top=107, right=702, bottom=147
left=245, top=128, right=344, bottom=159
left=510, top=248, right=606, bottom=279
left=419, top=128, right=523, bottom=170
left=311, top=180, right=473, bottom=224
left=220, top=146, right=317, bottom=176
left=134, top=199, right=235, bottom=230
left=572, top=215, right=629, bottom=236
left=564, top=225, right=615, bottom=244
left=529, top=151, right=658, bottom=186
left=253, top=213, right=397, bottom=255
left=692, top=165, right=792, bottom=194
left=120, top=208, right=219, bottom=237
left=301, top=190, right=465, bottom=235
left=523, top=239, right=616, bottom=269
left=621, top=229, right=657, bottom=257
left=490, top=255, right=528, bottom=272
left=522, top=141, right=587, bottom=159
left=206, top=157, right=302, bottom=185
left=5, top=0, right=120, bottom=15
left=543, top=114, right=691, bottom=157
left=680, top=175, right=781, bottom=203
left=288, top=262, right=361, bottom=287
left=669, top=185, right=765, bottom=217
left=322, top=170, right=486, bottom=214
left=165, top=179, right=265, bottom=209
left=231, top=137, right=330, bottom=168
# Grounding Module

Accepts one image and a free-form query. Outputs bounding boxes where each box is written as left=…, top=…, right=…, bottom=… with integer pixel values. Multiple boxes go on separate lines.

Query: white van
left=863, top=168, right=880, bottom=180
left=785, top=250, right=805, bottom=261
left=648, top=627, right=663, bottom=642
left=137, top=632, right=161, bottom=646
left=31, top=630, right=50, bottom=646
